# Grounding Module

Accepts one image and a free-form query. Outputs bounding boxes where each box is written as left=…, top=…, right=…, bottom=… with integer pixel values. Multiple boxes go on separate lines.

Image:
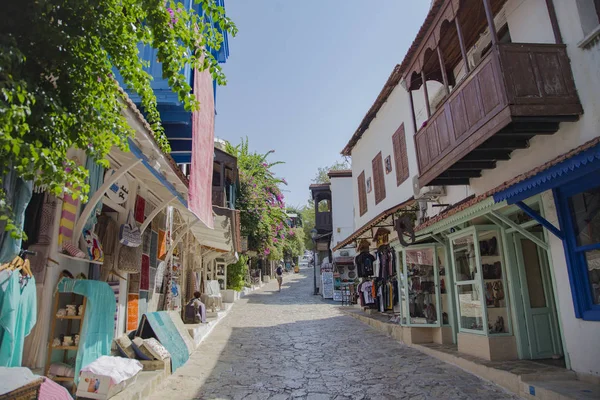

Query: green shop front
left=393, top=195, right=564, bottom=363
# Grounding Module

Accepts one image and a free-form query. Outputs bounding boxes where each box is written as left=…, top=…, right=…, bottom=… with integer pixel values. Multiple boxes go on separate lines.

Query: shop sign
left=316, top=242, right=328, bottom=251
left=104, top=169, right=129, bottom=204
left=241, top=236, right=248, bottom=252
left=377, top=233, right=389, bottom=247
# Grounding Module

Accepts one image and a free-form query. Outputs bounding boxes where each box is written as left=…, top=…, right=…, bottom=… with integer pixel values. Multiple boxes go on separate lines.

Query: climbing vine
left=0, top=0, right=237, bottom=235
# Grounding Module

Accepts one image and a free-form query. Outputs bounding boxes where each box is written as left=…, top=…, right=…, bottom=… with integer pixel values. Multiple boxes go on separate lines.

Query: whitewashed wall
left=330, top=175, right=355, bottom=248
left=350, top=83, right=421, bottom=231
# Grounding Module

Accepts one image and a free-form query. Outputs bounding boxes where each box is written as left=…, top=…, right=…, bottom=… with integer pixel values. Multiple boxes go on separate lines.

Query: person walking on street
left=276, top=264, right=283, bottom=292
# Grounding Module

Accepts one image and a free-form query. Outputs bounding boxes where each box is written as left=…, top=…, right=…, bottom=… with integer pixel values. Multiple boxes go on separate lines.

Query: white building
left=337, top=0, right=600, bottom=382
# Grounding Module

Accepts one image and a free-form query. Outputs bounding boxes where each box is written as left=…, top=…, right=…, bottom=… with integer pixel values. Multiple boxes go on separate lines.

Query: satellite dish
left=394, top=215, right=415, bottom=247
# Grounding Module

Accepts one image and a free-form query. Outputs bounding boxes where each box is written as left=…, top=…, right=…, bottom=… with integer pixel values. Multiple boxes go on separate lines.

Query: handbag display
left=117, top=243, right=143, bottom=273
left=120, top=211, right=142, bottom=247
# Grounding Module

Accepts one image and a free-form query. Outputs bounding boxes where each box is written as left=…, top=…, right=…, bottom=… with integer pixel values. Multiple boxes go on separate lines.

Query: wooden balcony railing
left=416, top=42, right=582, bottom=188
left=315, top=211, right=332, bottom=231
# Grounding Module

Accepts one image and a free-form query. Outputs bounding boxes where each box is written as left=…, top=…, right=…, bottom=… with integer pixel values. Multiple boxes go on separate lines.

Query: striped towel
left=39, top=377, right=72, bottom=400
left=58, top=189, right=78, bottom=246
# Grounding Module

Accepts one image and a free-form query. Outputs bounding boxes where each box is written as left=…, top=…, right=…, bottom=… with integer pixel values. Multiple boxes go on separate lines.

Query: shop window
left=556, top=178, right=600, bottom=320
left=450, top=227, right=510, bottom=335
left=399, top=244, right=447, bottom=327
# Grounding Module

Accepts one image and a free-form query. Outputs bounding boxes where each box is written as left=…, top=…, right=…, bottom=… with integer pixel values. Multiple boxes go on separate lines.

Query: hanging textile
left=57, top=278, right=115, bottom=384
left=57, top=188, right=79, bottom=248
left=22, top=192, right=45, bottom=248
left=0, top=179, right=33, bottom=263
left=0, top=272, right=37, bottom=367
left=82, top=157, right=105, bottom=233
left=22, top=284, right=46, bottom=369
left=107, top=280, right=120, bottom=338
left=96, top=215, right=118, bottom=281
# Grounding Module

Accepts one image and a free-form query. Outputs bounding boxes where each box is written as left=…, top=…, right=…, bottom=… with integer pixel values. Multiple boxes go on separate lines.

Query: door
left=513, top=233, right=562, bottom=359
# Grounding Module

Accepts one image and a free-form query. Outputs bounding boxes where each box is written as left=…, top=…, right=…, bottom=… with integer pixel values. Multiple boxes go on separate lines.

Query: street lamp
left=310, top=228, right=318, bottom=295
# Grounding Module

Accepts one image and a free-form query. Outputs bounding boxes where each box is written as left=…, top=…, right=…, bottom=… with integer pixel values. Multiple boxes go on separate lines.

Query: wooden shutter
left=372, top=152, right=386, bottom=205
left=392, top=124, right=409, bottom=186
left=358, top=171, right=367, bottom=216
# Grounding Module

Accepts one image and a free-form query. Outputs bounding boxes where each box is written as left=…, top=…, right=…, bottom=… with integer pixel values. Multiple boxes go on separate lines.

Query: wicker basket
left=0, top=378, right=43, bottom=400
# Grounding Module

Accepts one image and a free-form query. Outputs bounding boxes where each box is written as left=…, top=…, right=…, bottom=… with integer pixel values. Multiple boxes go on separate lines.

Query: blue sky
left=215, top=1, right=430, bottom=208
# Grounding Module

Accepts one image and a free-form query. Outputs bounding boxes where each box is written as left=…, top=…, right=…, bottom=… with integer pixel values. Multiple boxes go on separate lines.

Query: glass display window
left=450, top=226, right=511, bottom=335
left=400, top=244, right=446, bottom=327
left=437, top=246, right=451, bottom=326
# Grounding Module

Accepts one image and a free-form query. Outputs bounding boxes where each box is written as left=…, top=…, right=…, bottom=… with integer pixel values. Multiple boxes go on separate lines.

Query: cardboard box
left=76, top=371, right=138, bottom=400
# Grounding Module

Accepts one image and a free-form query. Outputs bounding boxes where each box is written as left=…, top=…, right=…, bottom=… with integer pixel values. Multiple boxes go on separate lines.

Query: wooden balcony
left=315, top=211, right=332, bottom=232
left=212, top=186, right=225, bottom=207
left=416, top=42, right=582, bottom=188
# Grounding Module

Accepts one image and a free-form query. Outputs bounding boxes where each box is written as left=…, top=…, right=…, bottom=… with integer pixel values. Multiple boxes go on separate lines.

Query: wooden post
left=482, top=0, right=498, bottom=46
left=437, top=47, right=450, bottom=95
left=421, top=70, right=431, bottom=119
left=455, top=18, right=470, bottom=73
left=408, top=90, right=418, bottom=134
left=545, top=0, right=563, bottom=44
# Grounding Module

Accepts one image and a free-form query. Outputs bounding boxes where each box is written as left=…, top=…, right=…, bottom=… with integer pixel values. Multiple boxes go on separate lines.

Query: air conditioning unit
left=413, top=176, right=445, bottom=200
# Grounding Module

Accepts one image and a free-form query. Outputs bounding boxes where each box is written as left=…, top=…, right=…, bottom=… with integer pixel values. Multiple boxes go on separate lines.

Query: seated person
left=185, top=291, right=206, bottom=323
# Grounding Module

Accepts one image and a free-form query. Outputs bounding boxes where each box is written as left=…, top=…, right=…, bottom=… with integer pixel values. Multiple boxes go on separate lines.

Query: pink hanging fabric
left=188, top=68, right=215, bottom=229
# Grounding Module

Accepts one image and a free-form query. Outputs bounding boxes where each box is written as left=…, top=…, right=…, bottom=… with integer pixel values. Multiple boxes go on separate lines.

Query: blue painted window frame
left=554, top=175, right=600, bottom=321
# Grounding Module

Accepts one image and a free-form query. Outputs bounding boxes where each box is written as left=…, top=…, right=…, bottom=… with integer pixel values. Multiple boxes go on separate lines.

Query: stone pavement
left=149, top=268, right=521, bottom=400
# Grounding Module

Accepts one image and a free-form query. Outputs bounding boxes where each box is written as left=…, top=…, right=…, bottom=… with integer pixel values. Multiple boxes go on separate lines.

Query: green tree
left=311, top=159, right=350, bottom=184
left=226, top=254, right=248, bottom=291
left=0, top=0, right=236, bottom=236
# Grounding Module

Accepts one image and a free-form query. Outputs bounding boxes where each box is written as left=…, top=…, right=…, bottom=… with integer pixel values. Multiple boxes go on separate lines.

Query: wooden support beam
left=455, top=18, right=470, bottom=73
left=450, top=161, right=497, bottom=170
left=545, top=0, right=563, bottom=44
left=437, top=47, right=450, bottom=95
left=140, top=196, right=177, bottom=234
left=489, top=211, right=549, bottom=250
left=480, top=139, right=529, bottom=151
left=515, top=201, right=563, bottom=239
left=483, top=0, right=498, bottom=46
left=422, top=70, right=431, bottom=119
left=73, top=158, right=143, bottom=243
left=408, top=90, right=418, bottom=134
left=439, top=170, right=482, bottom=179
left=462, top=150, right=511, bottom=161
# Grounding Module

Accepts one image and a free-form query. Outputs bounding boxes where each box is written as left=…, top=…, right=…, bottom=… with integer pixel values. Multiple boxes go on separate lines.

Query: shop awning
left=493, top=137, right=600, bottom=205
left=332, top=198, right=415, bottom=252
left=104, top=92, right=235, bottom=255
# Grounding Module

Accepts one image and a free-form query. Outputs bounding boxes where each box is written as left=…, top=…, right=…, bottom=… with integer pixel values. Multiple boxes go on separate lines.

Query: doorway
left=513, top=232, right=563, bottom=361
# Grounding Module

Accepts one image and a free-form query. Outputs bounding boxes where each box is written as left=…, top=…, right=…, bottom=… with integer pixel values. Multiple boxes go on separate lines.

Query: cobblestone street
left=150, top=268, right=520, bottom=400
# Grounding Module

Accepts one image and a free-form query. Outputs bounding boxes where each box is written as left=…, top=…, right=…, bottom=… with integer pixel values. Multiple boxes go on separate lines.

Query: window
left=556, top=176, right=600, bottom=321
left=372, top=152, right=386, bottom=205
left=392, top=124, right=409, bottom=186
left=358, top=171, right=367, bottom=216
left=576, top=0, right=600, bottom=37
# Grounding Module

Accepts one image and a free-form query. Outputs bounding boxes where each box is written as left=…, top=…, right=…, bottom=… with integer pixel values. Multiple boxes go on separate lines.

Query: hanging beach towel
left=119, top=211, right=141, bottom=247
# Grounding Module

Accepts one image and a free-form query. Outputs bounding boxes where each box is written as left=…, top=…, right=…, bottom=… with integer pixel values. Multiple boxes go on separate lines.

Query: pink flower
left=273, top=238, right=278, bottom=243
left=264, top=248, right=270, bottom=255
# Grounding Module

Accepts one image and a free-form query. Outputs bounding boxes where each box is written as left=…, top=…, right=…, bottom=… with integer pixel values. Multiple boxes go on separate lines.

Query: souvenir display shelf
left=449, top=225, right=511, bottom=336
left=45, top=273, right=88, bottom=394
left=400, top=244, right=445, bottom=327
